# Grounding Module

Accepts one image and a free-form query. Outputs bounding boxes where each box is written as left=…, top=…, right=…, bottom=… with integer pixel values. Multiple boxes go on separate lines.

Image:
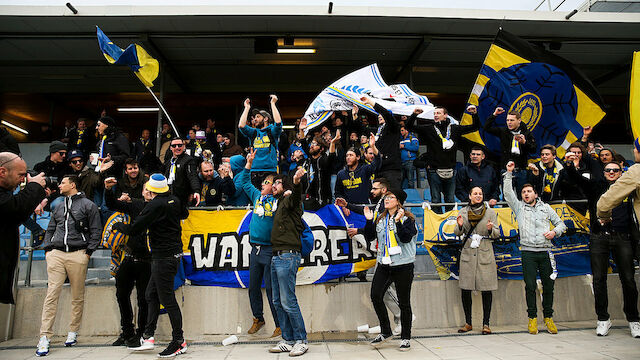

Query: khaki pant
left=40, top=249, right=90, bottom=337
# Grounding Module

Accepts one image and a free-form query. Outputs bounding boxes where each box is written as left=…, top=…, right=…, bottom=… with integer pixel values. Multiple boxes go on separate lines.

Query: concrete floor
left=1, top=320, right=639, bottom=360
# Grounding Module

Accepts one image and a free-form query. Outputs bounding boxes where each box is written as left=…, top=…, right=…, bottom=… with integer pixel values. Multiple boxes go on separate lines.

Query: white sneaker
left=399, top=339, right=411, bottom=351
left=64, top=332, right=77, bottom=347
left=130, top=336, right=154, bottom=351
left=36, top=336, right=49, bottom=356
left=289, top=342, right=309, bottom=357
left=596, top=320, right=612, bottom=336
left=269, top=341, right=293, bottom=353
left=630, top=321, right=640, bottom=338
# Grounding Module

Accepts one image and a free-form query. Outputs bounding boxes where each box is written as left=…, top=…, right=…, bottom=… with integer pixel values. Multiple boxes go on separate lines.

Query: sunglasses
left=604, top=168, right=621, bottom=173
left=70, top=159, right=84, bottom=164
left=262, top=180, right=273, bottom=185
left=0, top=155, right=21, bottom=167
left=58, top=151, right=67, bottom=156
left=170, top=144, right=184, bottom=148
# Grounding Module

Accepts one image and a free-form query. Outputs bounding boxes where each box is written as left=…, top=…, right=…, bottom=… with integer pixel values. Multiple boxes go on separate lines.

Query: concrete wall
left=12, top=274, right=640, bottom=339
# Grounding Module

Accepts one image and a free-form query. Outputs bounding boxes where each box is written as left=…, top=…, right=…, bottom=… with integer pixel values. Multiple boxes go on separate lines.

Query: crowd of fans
left=4, top=95, right=623, bottom=226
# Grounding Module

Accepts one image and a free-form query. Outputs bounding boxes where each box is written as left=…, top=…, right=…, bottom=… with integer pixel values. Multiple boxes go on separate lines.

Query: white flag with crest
left=303, top=64, right=445, bottom=134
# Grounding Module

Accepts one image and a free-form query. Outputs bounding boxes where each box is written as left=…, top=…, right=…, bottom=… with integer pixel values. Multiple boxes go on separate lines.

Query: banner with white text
left=181, top=205, right=376, bottom=287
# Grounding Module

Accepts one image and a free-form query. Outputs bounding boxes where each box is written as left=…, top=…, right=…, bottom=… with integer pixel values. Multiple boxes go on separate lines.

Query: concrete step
left=86, top=267, right=112, bottom=280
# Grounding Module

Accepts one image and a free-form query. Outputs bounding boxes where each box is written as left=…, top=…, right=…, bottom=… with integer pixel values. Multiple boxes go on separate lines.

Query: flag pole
left=144, top=85, right=181, bottom=138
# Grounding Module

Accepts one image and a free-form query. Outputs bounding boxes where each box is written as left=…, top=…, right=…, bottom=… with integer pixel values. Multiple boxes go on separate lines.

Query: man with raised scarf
left=237, top=149, right=281, bottom=337
left=406, top=105, right=479, bottom=213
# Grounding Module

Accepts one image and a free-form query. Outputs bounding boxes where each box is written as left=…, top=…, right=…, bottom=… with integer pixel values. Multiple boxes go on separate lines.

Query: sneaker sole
left=64, top=342, right=76, bottom=347
left=157, top=345, right=187, bottom=358
left=131, top=345, right=155, bottom=351
left=289, top=348, right=308, bottom=357
left=399, top=347, right=411, bottom=352
left=35, top=351, right=49, bottom=357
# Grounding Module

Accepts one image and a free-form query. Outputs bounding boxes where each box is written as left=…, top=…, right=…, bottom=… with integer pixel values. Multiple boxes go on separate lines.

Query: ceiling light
left=277, top=48, right=316, bottom=54
left=117, top=107, right=159, bottom=112
left=1, top=120, right=29, bottom=135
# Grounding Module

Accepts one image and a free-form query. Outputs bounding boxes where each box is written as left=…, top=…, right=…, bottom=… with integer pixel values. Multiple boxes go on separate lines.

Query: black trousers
left=115, top=257, right=151, bottom=338
left=461, top=290, right=493, bottom=326
left=371, top=263, right=414, bottom=340
left=144, top=257, right=183, bottom=341
left=590, top=232, right=639, bottom=322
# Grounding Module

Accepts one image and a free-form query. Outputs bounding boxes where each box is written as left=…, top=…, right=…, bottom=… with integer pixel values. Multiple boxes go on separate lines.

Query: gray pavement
left=1, top=320, right=639, bottom=359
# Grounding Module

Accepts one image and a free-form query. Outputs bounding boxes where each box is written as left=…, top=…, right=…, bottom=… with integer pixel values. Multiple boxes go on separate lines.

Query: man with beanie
left=113, top=173, right=188, bottom=357
left=238, top=95, right=283, bottom=188
left=504, top=161, right=567, bottom=336
left=67, top=149, right=111, bottom=201
left=95, top=116, right=131, bottom=177
left=595, top=138, right=640, bottom=338
left=34, top=141, right=69, bottom=182
left=36, top=175, right=102, bottom=356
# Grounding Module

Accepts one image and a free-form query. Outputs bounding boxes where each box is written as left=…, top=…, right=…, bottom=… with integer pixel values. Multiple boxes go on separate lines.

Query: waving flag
left=96, top=26, right=159, bottom=87
left=303, top=64, right=439, bottom=133
left=462, top=29, right=606, bottom=158
left=631, top=51, right=640, bottom=139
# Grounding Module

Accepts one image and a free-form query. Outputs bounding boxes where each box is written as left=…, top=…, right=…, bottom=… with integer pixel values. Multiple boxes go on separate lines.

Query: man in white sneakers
left=36, top=175, right=101, bottom=356
left=596, top=139, right=640, bottom=338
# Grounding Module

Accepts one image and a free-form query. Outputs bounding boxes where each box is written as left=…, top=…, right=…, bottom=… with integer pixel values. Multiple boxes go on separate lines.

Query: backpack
left=301, top=220, right=314, bottom=256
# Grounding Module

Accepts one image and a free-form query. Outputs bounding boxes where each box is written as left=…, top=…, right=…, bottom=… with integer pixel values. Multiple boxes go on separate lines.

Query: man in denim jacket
left=504, top=161, right=567, bottom=336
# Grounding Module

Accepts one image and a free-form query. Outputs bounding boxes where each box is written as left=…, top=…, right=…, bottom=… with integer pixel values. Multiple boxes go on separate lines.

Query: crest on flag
left=462, top=29, right=606, bottom=158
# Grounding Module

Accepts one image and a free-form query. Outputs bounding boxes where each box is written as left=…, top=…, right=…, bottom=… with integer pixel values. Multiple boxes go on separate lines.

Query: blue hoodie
left=226, top=155, right=251, bottom=206
left=236, top=168, right=276, bottom=245
left=239, top=123, right=282, bottom=172
left=400, top=132, right=419, bottom=162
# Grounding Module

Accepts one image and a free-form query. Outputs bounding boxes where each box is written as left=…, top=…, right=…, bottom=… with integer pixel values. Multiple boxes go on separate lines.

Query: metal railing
left=19, top=199, right=590, bottom=286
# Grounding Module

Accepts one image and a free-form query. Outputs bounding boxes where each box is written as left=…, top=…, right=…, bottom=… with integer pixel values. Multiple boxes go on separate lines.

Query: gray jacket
left=504, top=172, right=567, bottom=250
left=43, top=192, right=101, bottom=255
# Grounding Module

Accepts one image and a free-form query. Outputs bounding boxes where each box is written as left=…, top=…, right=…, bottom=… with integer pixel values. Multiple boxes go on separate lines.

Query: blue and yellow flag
left=96, top=26, right=159, bottom=87
left=462, top=29, right=606, bottom=158
left=631, top=51, right=640, bottom=139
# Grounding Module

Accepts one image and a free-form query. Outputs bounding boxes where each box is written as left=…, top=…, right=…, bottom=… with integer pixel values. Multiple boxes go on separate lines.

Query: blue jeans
left=249, top=245, right=279, bottom=327
left=427, top=169, right=456, bottom=213
left=271, top=252, right=306, bottom=343
left=401, top=161, right=415, bottom=189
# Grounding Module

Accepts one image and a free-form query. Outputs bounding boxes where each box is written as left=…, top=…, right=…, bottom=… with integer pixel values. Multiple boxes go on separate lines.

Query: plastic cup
left=368, top=325, right=381, bottom=334
left=357, top=324, right=369, bottom=332
left=222, top=335, right=238, bottom=346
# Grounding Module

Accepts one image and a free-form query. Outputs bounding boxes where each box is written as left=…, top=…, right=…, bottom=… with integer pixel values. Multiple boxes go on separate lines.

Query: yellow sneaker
left=544, top=317, right=558, bottom=334
left=528, top=318, right=538, bottom=334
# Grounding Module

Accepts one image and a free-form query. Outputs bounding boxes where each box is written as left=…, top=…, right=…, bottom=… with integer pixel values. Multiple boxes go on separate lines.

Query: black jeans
left=115, top=257, right=151, bottom=338
left=590, top=232, right=639, bottom=322
left=144, top=256, right=183, bottom=341
left=371, top=263, right=414, bottom=340
left=521, top=251, right=554, bottom=319
left=461, top=290, right=493, bottom=326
